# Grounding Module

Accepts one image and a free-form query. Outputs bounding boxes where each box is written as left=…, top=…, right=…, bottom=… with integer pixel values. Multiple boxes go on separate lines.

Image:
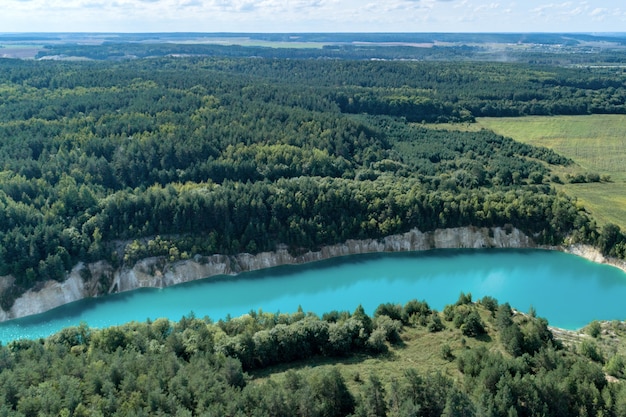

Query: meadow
left=252, top=303, right=626, bottom=415
left=477, top=115, right=626, bottom=230
left=252, top=316, right=469, bottom=390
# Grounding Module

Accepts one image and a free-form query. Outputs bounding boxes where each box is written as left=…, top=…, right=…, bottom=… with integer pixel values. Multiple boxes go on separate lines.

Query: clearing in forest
left=477, top=115, right=626, bottom=230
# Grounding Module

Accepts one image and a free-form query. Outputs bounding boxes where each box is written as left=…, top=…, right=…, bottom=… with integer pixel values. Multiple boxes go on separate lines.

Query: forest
left=1, top=55, right=626, bottom=308
left=1, top=39, right=626, bottom=416
left=2, top=294, right=626, bottom=417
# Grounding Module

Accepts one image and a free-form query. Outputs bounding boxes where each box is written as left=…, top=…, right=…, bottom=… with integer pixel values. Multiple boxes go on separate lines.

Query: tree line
left=0, top=295, right=625, bottom=416
left=32, top=33, right=626, bottom=65
left=0, top=56, right=624, bottom=307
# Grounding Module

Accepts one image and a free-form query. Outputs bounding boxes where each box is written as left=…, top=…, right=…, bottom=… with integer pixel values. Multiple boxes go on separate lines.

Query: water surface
left=1, top=249, right=625, bottom=343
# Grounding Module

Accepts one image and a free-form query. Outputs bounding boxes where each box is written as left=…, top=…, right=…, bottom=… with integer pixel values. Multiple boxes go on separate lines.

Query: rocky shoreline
left=0, top=226, right=624, bottom=322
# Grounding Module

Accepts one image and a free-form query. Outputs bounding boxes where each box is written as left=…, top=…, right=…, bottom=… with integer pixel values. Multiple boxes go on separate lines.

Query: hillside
left=1, top=39, right=626, bottom=417
left=2, top=295, right=626, bottom=416
left=2, top=55, right=626, bottom=310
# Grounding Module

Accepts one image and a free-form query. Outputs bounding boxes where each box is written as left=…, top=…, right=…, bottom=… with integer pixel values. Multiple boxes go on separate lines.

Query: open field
left=252, top=308, right=626, bottom=398
left=477, top=115, right=626, bottom=230
left=252, top=309, right=495, bottom=391
left=175, top=39, right=328, bottom=49
left=0, top=44, right=45, bottom=59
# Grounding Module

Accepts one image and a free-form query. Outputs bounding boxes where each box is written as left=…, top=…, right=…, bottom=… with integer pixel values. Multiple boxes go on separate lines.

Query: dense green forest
left=2, top=295, right=626, bottom=417
left=2, top=41, right=626, bottom=417
left=1, top=56, right=626, bottom=307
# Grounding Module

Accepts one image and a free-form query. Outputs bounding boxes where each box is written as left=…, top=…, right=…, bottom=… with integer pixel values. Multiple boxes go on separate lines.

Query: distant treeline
left=34, top=36, right=626, bottom=65
left=0, top=57, right=625, bottom=308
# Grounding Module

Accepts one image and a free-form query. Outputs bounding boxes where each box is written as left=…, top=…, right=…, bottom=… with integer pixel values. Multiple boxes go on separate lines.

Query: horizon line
left=2, top=31, right=626, bottom=35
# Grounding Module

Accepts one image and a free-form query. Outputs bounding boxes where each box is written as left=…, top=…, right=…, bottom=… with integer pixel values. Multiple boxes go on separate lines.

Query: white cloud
left=474, top=3, right=500, bottom=12
left=590, top=8, right=607, bottom=16
left=453, top=0, right=469, bottom=9
left=566, top=7, right=585, bottom=16
left=1, top=0, right=625, bottom=32
left=589, top=7, right=610, bottom=22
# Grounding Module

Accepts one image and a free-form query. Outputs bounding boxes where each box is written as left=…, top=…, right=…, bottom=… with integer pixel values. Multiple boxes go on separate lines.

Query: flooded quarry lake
left=2, top=249, right=626, bottom=342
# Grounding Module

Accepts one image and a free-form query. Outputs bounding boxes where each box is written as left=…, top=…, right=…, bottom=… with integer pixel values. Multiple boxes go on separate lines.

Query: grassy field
left=181, top=39, right=328, bottom=49
left=251, top=306, right=626, bottom=400
left=477, top=115, right=626, bottom=230
left=0, top=44, right=45, bottom=59
left=252, top=307, right=498, bottom=392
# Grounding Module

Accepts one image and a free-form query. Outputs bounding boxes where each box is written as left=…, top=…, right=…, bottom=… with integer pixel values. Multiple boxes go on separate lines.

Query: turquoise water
left=1, top=249, right=626, bottom=342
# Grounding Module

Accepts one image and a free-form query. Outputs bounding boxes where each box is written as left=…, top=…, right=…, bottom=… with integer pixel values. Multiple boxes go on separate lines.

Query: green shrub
left=587, top=320, right=602, bottom=338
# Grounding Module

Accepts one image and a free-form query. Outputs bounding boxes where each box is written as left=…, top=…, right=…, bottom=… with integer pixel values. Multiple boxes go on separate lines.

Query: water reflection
left=1, top=249, right=625, bottom=342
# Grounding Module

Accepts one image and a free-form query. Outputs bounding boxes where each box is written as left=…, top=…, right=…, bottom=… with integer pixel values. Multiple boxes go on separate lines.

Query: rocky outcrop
left=108, top=226, right=534, bottom=292
left=564, top=244, right=626, bottom=274
left=0, top=225, right=612, bottom=322
left=9, top=274, right=86, bottom=319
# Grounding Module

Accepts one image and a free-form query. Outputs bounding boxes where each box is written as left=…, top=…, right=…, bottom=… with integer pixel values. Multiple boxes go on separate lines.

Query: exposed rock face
left=9, top=274, right=86, bottom=319
left=0, top=226, right=615, bottom=322
left=108, top=226, right=534, bottom=293
left=564, top=244, right=626, bottom=274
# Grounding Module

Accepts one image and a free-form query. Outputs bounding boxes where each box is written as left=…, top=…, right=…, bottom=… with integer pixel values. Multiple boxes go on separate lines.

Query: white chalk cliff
left=0, top=226, right=622, bottom=322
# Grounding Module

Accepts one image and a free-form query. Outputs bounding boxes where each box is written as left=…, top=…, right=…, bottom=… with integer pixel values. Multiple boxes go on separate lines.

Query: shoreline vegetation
left=0, top=39, right=625, bottom=330
left=1, top=34, right=626, bottom=416
left=3, top=281, right=626, bottom=417
left=1, top=226, right=625, bottom=325
left=3, top=57, right=626, bottom=314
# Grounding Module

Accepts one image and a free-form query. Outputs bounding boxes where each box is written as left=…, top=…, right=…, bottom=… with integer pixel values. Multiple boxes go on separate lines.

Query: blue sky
left=2, top=0, right=626, bottom=33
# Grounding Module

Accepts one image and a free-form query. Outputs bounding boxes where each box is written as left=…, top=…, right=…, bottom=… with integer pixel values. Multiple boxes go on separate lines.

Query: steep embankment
left=0, top=226, right=622, bottom=322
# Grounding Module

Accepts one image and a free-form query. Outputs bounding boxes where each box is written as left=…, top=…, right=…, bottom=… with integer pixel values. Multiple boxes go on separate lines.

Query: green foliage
left=588, top=320, right=602, bottom=338
left=0, top=55, right=619, bottom=310
left=427, top=313, right=445, bottom=333
left=355, top=374, right=388, bottom=417
left=0, top=297, right=625, bottom=417
left=372, top=315, right=403, bottom=344
left=443, top=298, right=487, bottom=338
left=605, top=354, right=626, bottom=378
left=580, top=340, right=605, bottom=363
left=442, top=387, right=476, bottom=417
left=479, top=296, right=499, bottom=316
left=374, top=302, right=403, bottom=321
left=461, top=311, right=486, bottom=337
left=216, top=306, right=385, bottom=369
left=441, top=343, right=454, bottom=361
left=456, top=292, right=473, bottom=306
left=599, top=223, right=626, bottom=257
left=402, top=299, right=432, bottom=325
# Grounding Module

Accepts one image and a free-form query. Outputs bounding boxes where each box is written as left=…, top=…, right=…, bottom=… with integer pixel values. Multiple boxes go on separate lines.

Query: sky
left=2, top=0, right=626, bottom=33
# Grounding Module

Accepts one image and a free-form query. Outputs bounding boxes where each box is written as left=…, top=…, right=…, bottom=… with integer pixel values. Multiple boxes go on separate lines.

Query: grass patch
left=0, top=44, right=44, bottom=49
left=249, top=304, right=626, bottom=404
left=185, top=39, right=327, bottom=49
left=477, top=115, right=626, bottom=229
left=251, top=308, right=497, bottom=392
left=0, top=45, right=45, bottom=59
